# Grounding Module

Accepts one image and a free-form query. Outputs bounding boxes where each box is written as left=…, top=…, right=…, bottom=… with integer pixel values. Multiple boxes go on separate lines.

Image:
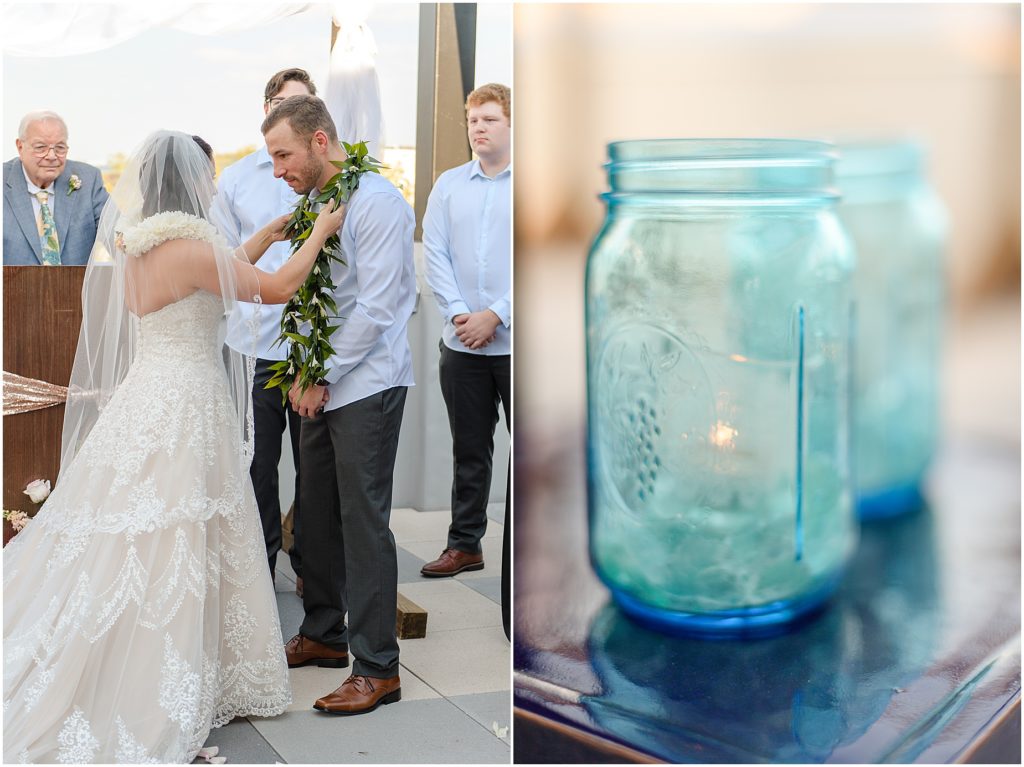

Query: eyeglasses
left=29, top=143, right=69, bottom=158
left=267, top=97, right=287, bottom=108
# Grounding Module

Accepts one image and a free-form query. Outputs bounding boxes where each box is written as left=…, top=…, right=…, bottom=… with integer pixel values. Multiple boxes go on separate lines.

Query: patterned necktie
left=35, top=191, right=61, bottom=266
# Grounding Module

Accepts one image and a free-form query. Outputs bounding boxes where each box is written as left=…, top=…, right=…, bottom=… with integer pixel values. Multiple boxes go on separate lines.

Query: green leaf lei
left=264, top=141, right=384, bottom=403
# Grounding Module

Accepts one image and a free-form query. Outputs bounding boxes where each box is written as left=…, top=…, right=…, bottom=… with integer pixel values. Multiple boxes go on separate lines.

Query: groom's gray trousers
left=297, top=386, right=407, bottom=679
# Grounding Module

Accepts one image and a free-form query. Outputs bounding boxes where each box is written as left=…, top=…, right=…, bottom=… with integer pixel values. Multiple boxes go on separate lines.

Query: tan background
left=513, top=2, right=1021, bottom=446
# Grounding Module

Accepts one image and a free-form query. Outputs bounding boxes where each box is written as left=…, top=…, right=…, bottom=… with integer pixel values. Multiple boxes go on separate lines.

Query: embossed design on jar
left=593, top=322, right=716, bottom=518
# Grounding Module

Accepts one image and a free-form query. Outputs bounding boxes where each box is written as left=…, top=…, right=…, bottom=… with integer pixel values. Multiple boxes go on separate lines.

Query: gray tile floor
left=199, top=504, right=510, bottom=764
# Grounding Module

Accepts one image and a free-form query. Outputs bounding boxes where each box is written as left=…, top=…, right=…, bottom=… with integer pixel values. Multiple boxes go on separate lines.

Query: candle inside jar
left=710, top=421, right=738, bottom=450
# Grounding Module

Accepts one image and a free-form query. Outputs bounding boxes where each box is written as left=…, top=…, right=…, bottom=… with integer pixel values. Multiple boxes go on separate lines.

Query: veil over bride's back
left=4, top=129, right=290, bottom=765
left=61, top=130, right=259, bottom=478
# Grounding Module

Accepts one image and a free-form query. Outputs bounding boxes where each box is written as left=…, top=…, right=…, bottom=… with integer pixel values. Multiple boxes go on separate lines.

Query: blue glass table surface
left=513, top=430, right=1021, bottom=764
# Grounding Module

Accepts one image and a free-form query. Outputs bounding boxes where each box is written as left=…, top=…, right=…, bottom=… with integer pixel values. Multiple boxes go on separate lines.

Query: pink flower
left=3, top=509, right=29, bottom=532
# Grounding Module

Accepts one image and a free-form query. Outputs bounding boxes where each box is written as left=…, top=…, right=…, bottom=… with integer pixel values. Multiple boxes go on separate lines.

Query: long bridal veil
left=60, top=130, right=262, bottom=481
left=4, top=130, right=290, bottom=764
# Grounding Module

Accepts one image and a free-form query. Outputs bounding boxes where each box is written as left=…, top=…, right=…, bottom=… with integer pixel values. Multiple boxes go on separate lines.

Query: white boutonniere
left=67, top=174, right=82, bottom=196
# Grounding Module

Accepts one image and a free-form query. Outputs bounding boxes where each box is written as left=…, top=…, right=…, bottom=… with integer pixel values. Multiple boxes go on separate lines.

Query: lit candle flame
left=710, top=421, right=738, bottom=449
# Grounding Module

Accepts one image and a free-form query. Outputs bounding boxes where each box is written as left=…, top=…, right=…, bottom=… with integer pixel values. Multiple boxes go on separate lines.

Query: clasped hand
left=453, top=310, right=501, bottom=350
left=289, top=379, right=330, bottom=419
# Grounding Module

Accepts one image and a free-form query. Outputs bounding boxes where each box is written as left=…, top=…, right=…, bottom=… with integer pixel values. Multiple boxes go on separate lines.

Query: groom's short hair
left=264, top=68, right=317, bottom=102
left=261, top=96, right=338, bottom=143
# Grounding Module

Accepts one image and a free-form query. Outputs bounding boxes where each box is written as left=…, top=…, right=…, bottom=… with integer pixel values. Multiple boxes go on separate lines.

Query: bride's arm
left=187, top=199, right=347, bottom=304
left=237, top=214, right=290, bottom=265
left=251, top=199, right=347, bottom=303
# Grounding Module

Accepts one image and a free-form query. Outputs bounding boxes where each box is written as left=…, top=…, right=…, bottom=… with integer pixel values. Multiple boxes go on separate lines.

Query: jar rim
left=605, top=139, right=839, bottom=200
left=608, top=138, right=838, bottom=164
left=835, top=139, right=925, bottom=179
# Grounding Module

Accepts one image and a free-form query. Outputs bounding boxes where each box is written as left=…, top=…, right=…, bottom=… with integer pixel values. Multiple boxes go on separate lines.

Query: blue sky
left=3, top=3, right=512, bottom=166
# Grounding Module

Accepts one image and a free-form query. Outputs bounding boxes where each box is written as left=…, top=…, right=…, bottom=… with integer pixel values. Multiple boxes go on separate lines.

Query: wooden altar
left=3, top=266, right=87, bottom=514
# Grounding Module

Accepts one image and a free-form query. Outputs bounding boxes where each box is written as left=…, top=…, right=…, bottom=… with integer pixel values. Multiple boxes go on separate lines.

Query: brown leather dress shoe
left=313, top=674, right=401, bottom=715
left=420, top=548, right=484, bottom=577
left=284, top=634, right=349, bottom=669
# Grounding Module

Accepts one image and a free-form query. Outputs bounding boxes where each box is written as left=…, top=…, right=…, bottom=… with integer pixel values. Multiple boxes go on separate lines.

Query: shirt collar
left=469, top=159, right=511, bottom=181
left=22, top=164, right=53, bottom=195
left=255, top=144, right=272, bottom=166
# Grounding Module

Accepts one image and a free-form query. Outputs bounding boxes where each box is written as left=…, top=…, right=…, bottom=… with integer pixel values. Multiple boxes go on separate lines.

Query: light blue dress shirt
left=319, top=171, right=417, bottom=411
left=422, top=159, right=511, bottom=356
left=210, top=145, right=301, bottom=360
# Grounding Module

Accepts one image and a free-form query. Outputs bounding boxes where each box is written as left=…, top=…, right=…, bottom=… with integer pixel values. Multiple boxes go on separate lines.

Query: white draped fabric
left=3, top=2, right=386, bottom=159
left=1, top=4, right=313, bottom=57
left=327, top=2, right=386, bottom=157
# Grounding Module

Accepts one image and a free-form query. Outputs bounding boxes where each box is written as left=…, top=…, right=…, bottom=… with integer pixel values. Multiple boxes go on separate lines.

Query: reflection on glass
left=582, top=508, right=939, bottom=763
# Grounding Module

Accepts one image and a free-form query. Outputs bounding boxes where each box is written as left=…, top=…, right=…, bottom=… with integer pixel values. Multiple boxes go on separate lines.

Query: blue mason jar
left=836, top=141, right=946, bottom=519
left=586, top=139, right=857, bottom=637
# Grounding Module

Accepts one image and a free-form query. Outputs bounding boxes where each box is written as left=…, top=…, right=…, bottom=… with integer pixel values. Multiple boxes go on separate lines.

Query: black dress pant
left=439, top=342, right=511, bottom=554
left=502, top=464, right=510, bottom=641
left=297, top=387, right=407, bottom=678
left=251, top=357, right=303, bottom=578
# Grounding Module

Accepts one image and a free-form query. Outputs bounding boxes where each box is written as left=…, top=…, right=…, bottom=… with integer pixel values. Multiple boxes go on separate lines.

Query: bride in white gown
left=3, top=130, right=345, bottom=763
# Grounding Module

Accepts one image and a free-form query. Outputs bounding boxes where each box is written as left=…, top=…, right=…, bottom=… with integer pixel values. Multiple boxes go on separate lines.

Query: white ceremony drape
left=1, top=4, right=312, bottom=57
left=326, top=1, right=385, bottom=157
left=2, top=2, right=386, bottom=155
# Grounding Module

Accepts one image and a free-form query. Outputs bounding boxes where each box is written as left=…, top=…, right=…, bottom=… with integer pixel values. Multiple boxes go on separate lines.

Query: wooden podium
left=3, top=266, right=86, bottom=513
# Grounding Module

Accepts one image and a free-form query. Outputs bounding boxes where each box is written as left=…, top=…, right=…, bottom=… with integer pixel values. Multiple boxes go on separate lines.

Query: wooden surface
left=2, top=266, right=86, bottom=512
left=513, top=428, right=1021, bottom=764
left=396, top=592, right=429, bottom=639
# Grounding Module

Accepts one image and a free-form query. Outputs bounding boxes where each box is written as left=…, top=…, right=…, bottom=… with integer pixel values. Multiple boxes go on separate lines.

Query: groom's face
left=266, top=122, right=325, bottom=195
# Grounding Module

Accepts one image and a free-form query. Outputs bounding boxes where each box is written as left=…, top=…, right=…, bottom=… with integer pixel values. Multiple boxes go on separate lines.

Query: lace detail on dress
left=3, top=213, right=288, bottom=763
left=160, top=633, right=206, bottom=735
left=115, top=717, right=159, bottom=764
left=56, top=708, right=99, bottom=764
left=224, top=593, right=258, bottom=655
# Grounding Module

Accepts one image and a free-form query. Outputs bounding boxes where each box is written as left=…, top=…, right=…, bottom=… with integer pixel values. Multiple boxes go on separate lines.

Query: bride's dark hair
left=140, top=133, right=215, bottom=219
left=191, top=135, right=214, bottom=161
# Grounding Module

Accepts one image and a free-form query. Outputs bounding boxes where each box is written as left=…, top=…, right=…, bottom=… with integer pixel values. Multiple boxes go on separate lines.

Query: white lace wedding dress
left=3, top=218, right=291, bottom=763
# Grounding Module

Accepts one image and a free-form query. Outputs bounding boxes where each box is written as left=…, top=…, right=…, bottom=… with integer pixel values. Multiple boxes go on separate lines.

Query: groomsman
left=210, top=68, right=316, bottom=589
left=265, top=96, right=416, bottom=715
left=421, top=84, right=512, bottom=584
left=3, top=110, right=108, bottom=265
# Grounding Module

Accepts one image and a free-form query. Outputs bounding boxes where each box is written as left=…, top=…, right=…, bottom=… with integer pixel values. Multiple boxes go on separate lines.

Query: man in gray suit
left=3, top=110, right=108, bottom=265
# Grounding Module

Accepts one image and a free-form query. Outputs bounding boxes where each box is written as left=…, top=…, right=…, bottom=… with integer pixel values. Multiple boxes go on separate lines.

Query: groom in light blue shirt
left=421, top=84, right=511, bottom=584
left=210, top=68, right=317, bottom=589
left=264, top=95, right=415, bottom=715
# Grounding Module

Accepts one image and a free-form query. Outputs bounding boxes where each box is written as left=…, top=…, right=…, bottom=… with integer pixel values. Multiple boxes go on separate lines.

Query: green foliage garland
left=265, top=141, right=384, bottom=403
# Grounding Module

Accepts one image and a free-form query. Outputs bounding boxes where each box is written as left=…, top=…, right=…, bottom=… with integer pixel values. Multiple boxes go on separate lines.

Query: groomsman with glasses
left=210, top=68, right=318, bottom=592
left=3, top=110, right=108, bottom=265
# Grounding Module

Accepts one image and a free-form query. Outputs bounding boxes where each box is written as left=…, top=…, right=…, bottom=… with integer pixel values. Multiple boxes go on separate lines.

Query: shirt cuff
left=447, top=300, right=472, bottom=323
left=488, top=299, right=511, bottom=328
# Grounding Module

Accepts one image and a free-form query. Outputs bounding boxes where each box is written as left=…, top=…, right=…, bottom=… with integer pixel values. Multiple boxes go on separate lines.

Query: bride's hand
left=312, top=198, right=347, bottom=240
left=264, top=214, right=291, bottom=243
